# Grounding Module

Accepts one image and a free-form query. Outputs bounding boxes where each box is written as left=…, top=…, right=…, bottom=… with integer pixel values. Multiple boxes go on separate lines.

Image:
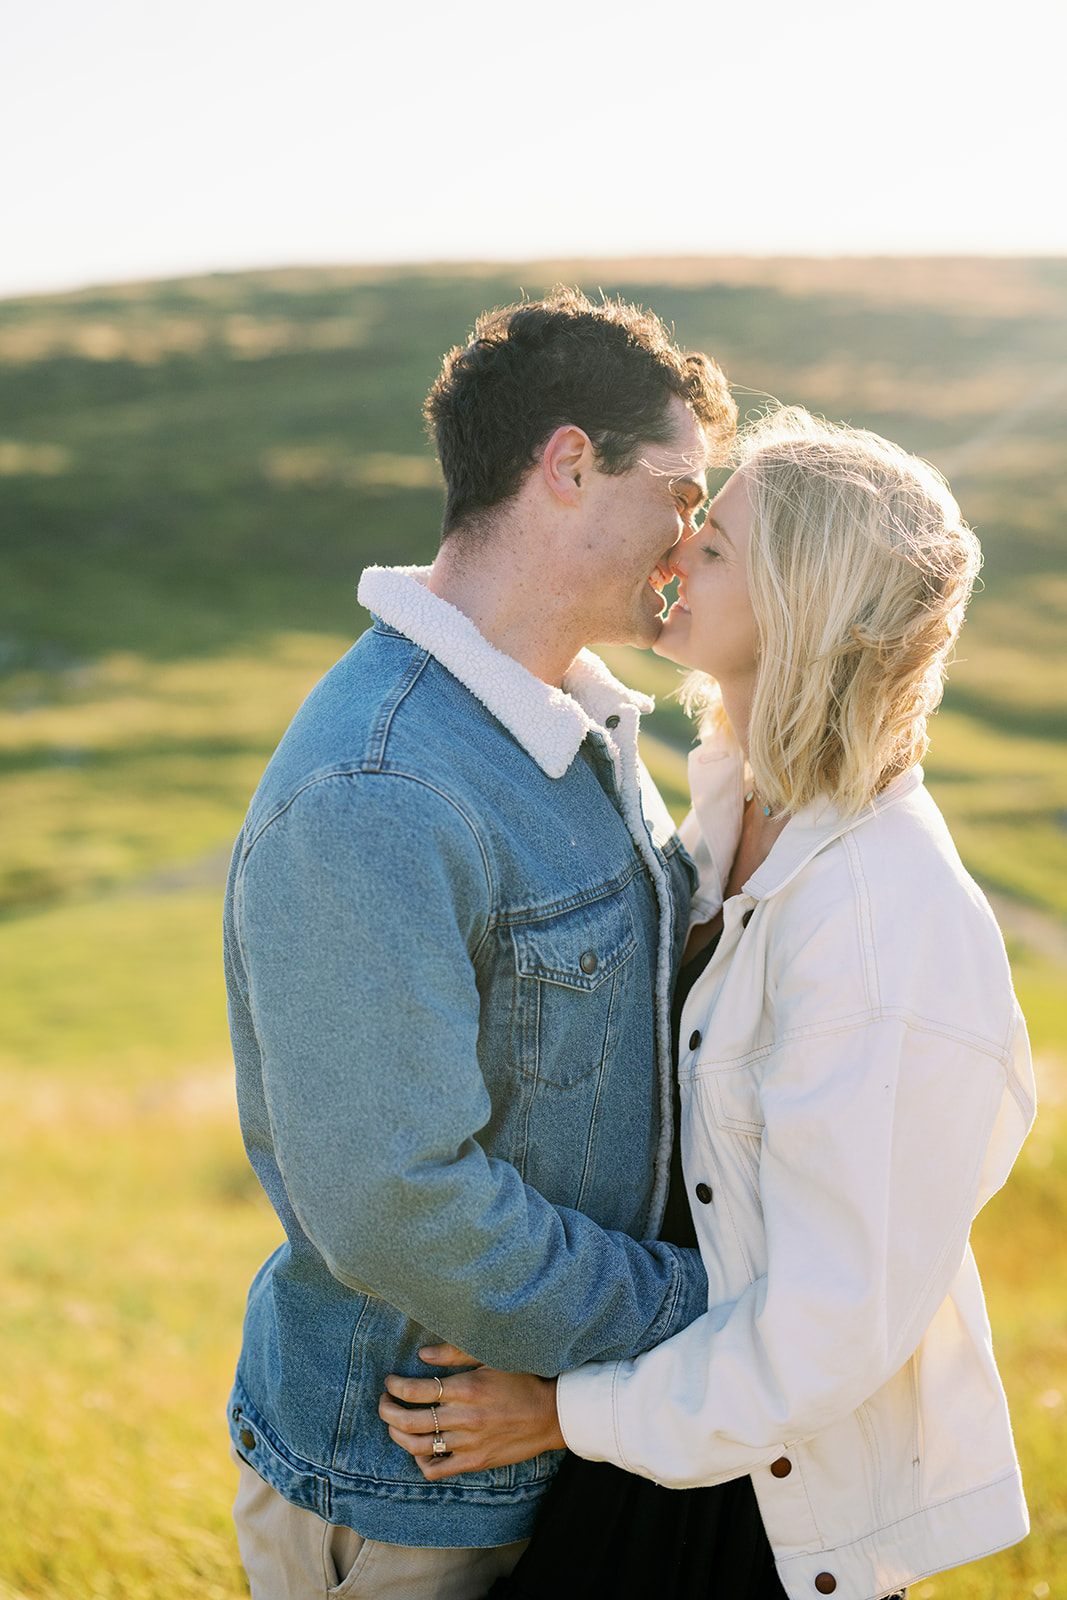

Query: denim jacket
left=224, top=565, right=708, bottom=1546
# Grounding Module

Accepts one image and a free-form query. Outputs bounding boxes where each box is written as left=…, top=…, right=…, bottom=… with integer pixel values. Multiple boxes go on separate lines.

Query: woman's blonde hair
left=683, top=407, right=981, bottom=818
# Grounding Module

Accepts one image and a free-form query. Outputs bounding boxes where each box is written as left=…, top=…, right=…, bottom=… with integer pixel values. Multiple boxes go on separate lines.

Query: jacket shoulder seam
left=241, top=768, right=496, bottom=927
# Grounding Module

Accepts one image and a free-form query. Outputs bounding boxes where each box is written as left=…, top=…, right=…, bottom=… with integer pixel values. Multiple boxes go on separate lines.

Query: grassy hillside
left=3, top=256, right=1066, bottom=922
left=1, top=258, right=1065, bottom=1597
left=2, top=257, right=1066, bottom=692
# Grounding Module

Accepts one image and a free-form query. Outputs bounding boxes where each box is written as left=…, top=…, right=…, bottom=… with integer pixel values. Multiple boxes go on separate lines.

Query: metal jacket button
left=239, top=1428, right=256, bottom=1451
left=579, top=950, right=598, bottom=974
left=770, top=1457, right=792, bottom=1478
left=695, top=1182, right=713, bottom=1204
left=688, top=1030, right=701, bottom=1050
left=814, top=1575, right=837, bottom=1594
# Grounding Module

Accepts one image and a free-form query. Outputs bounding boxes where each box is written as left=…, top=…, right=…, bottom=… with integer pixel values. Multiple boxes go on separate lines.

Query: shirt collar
left=357, top=564, right=653, bottom=780
left=687, top=720, right=924, bottom=904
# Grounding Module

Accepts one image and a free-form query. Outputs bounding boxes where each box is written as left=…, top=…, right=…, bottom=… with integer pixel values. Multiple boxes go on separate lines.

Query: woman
left=379, top=409, right=1035, bottom=1600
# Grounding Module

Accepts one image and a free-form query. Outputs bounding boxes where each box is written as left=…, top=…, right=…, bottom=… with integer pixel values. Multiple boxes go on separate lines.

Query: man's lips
left=650, top=561, right=688, bottom=617
left=649, top=558, right=677, bottom=602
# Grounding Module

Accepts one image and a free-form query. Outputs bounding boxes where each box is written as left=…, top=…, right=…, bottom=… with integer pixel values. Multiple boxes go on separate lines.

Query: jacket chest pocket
left=508, top=896, right=638, bottom=1087
left=706, top=1061, right=766, bottom=1136
left=689, top=1061, right=768, bottom=1285
left=694, top=1060, right=767, bottom=1210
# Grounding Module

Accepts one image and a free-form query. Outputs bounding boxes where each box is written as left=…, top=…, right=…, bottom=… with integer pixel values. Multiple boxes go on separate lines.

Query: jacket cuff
left=557, top=1360, right=624, bottom=1466
left=644, top=1245, right=708, bottom=1350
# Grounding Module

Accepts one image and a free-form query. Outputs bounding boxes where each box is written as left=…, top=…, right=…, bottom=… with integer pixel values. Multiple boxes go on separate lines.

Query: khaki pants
left=231, top=1447, right=530, bottom=1600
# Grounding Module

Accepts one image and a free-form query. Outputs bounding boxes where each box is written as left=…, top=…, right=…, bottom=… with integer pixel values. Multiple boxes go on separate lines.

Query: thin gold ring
left=433, top=1376, right=445, bottom=1403
left=430, top=1405, right=440, bottom=1433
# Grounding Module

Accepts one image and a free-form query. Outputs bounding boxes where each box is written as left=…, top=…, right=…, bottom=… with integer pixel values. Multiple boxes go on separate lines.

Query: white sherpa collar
left=357, top=565, right=653, bottom=780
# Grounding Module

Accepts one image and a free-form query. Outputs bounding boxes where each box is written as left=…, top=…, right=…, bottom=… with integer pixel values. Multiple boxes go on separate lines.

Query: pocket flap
left=707, top=1063, right=765, bottom=1135
left=512, top=896, right=636, bottom=991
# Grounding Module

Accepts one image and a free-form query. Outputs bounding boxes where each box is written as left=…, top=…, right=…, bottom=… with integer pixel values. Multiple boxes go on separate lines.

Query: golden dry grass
left=0, top=633, right=1061, bottom=1594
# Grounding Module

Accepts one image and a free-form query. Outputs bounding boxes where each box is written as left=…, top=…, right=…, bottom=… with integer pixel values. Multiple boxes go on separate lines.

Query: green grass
left=0, top=1043, right=280, bottom=1599
left=943, top=1051, right=1067, bottom=1600
left=0, top=884, right=1064, bottom=1597
left=0, top=633, right=351, bottom=917
left=1, top=258, right=1065, bottom=1595
left=0, top=630, right=1059, bottom=1597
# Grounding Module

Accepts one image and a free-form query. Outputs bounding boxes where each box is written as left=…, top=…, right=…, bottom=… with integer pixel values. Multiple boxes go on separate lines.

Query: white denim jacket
left=558, top=728, right=1035, bottom=1600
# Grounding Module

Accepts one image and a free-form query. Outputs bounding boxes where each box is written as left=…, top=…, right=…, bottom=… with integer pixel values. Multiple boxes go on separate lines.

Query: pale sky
left=3, top=0, right=1066, bottom=299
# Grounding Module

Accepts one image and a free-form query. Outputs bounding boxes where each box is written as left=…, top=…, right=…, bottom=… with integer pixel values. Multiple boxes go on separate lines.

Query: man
left=224, top=287, right=736, bottom=1598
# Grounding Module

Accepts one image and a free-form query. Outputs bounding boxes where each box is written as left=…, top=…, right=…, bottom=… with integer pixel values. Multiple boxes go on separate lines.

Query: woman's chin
left=652, top=627, right=689, bottom=666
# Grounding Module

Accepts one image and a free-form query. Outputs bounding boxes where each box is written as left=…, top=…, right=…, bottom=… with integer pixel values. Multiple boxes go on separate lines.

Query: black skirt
left=487, top=1450, right=788, bottom=1600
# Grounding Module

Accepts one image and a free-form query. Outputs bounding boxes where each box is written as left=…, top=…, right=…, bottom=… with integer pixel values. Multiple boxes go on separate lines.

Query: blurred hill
left=1, top=257, right=1064, bottom=712
left=1, top=257, right=1065, bottom=923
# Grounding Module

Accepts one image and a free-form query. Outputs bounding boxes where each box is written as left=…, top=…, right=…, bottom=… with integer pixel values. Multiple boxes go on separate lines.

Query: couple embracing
left=223, top=290, right=1034, bottom=1600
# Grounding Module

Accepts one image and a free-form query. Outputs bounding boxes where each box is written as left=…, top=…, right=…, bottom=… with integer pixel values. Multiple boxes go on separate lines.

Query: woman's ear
left=540, top=424, right=594, bottom=506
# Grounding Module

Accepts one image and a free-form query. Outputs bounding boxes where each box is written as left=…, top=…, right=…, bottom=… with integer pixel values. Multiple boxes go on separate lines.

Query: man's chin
left=587, top=599, right=666, bottom=653
left=627, top=605, right=667, bottom=651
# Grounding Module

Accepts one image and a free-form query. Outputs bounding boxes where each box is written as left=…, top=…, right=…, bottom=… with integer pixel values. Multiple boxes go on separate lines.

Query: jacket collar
left=688, top=722, right=924, bottom=906
left=357, top=564, right=653, bottom=780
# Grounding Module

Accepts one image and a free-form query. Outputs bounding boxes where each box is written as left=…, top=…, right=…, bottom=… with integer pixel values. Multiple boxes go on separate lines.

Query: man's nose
left=669, top=537, right=694, bottom=576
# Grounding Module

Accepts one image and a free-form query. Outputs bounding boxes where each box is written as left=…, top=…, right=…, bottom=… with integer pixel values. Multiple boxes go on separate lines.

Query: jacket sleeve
left=229, top=770, right=708, bottom=1376
left=556, top=876, right=1035, bottom=1483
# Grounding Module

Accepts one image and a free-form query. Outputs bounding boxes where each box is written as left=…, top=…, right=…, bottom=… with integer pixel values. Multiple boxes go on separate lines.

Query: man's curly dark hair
left=424, top=287, right=736, bottom=538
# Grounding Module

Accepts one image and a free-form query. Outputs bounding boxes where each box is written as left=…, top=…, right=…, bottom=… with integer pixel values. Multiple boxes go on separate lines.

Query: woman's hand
left=379, top=1342, right=566, bottom=1480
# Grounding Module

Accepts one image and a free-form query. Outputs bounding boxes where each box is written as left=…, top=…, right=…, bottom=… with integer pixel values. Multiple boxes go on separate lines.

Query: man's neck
left=427, top=542, right=584, bottom=690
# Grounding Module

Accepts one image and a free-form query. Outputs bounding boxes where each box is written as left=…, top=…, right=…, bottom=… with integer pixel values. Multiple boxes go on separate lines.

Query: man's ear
left=540, top=424, right=594, bottom=506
